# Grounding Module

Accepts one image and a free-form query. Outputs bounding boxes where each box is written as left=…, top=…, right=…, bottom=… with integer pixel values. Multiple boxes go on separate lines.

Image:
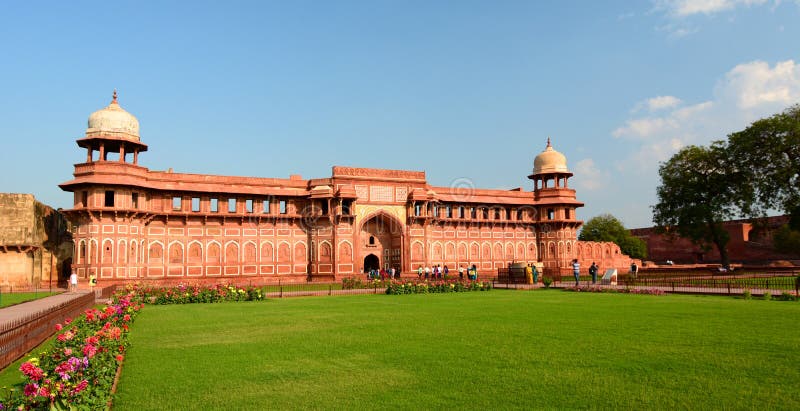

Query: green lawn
left=0, top=291, right=60, bottom=308
left=113, top=291, right=800, bottom=410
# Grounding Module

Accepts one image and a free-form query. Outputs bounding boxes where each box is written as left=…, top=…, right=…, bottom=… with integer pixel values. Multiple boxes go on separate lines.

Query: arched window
left=369, top=236, right=375, bottom=245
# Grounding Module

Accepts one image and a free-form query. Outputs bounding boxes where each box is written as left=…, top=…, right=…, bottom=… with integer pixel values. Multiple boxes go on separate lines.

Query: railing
left=623, top=273, right=799, bottom=295
left=0, top=293, right=96, bottom=369
left=262, top=281, right=383, bottom=298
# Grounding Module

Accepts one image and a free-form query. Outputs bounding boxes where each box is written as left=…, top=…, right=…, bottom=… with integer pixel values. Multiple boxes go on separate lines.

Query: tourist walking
left=630, top=261, right=638, bottom=279
left=458, top=265, right=464, bottom=280
left=417, top=265, right=423, bottom=279
left=572, top=259, right=580, bottom=286
left=589, top=262, right=598, bottom=284
left=425, top=266, right=430, bottom=279
left=69, top=270, right=78, bottom=292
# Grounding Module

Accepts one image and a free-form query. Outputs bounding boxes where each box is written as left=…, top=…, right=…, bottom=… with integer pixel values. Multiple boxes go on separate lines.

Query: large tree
left=727, top=104, right=800, bottom=227
left=652, top=143, right=745, bottom=268
left=578, top=213, right=647, bottom=259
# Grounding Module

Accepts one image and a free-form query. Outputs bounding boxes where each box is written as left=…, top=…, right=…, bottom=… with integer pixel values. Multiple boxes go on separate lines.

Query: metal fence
left=0, top=292, right=95, bottom=370
left=263, top=282, right=385, bottom=298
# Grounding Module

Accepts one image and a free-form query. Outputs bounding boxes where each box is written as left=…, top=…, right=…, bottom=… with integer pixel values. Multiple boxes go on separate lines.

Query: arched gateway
left=359, top=212, right=404, bottom=273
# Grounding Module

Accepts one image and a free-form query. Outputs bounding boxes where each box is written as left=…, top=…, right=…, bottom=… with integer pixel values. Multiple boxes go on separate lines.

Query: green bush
left=763, top=291, right=772, bottom=301
left=543, top=277, right=553, bottom=289
left=742, top=289, right=752, bottom=300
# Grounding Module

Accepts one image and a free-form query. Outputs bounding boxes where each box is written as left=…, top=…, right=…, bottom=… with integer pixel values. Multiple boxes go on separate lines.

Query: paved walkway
left=0, top=290, right=93, bottom=327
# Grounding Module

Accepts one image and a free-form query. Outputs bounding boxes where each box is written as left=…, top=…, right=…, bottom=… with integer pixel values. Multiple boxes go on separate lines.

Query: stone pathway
left=0, top=290, right=93, bottom=327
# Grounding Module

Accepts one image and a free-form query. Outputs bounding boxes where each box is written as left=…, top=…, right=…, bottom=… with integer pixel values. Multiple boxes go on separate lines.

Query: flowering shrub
left=563, top=286, right=666, bottom=296
left=1, top=290, right=142, bottom=410
left=385, top=280, right=492, bottom=295
left=121, top=283, right=265, bottom=305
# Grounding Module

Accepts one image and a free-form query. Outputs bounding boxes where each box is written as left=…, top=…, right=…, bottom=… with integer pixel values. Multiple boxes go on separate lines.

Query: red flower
left=72, top=379, right=89, bottom=395
left=20, top=362, right=44, bottom=381
left=24, top=383, right=39, bottom=397
left=82, top=344, right=98, bottom=358
left=55, top=323, right=63, bottom=331
left=123, top=314, right=131, bottom=322
left=115, top=354, right=124, bottom=362
left=109, top=327, right=122, bottom=340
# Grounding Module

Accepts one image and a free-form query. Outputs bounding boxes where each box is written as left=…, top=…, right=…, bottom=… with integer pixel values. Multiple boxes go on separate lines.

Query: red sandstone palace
left=60, top=93, right=631, bottom=284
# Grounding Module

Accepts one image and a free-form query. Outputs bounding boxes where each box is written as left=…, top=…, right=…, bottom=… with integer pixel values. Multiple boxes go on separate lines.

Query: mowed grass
left=114, top=291, right=800, bottom=410
left=0, top=291, right=60, bottom=308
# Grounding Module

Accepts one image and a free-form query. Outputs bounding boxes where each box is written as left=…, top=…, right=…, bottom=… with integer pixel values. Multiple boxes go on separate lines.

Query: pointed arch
left=294, top=241, right=307, bottom=263
left=260, top=241, right=274, bottom=262
left=148, top=241, right=164, bottom=263
left=481, top=242, right=491, bottom=260
left=470, top=242, right=480, bottom=260
left=445, top=241, right=456, bottom=260
left=168, top=241, right=184, bottom=264
left=102, top=239, right=113, bottom=264
left=431, top=241, right=443, bottom=260
left=338, top=240, right=353, bottom=263
left=225, top=241, right=239, bottom=263
left=505, top=242, right=514, bottom=260
left=516, top=243, right=525, bottom=260
left=493, top=243, right=503, bottom=262
left=188, top=240, right=203, bottom=263
left=207, top=241, right=221, bottom=263
left=411, top=241, right=424, bottom=261
left=457, top=242, right=468, bottom=260
left=243, top=241, right=257, bottom=263
left=319, top=240, right=332, bottom=263
left=277, top=241, right=291, bottom=263
left=130, top=240, right=138, bottom=265
left=528, top=242, right=537, bottom=261
left=78, top=240, right=87, bottom=264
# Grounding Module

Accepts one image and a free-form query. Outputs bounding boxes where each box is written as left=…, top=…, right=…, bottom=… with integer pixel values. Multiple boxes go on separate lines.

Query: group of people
left=570, top=260, right=639, bottom=285
left=367, top=267, right=401, bottom=280
left=416, top=264, right=479, bottom=281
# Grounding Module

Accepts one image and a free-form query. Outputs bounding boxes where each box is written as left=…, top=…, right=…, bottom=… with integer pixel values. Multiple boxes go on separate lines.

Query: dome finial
left=112, top=89, right=118, bottom=104
left=546, top=137, right=551, bottom=148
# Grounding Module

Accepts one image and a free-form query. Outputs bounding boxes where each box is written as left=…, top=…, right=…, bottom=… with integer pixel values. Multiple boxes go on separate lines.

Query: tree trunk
left=708, top=221, right=730, bottom=269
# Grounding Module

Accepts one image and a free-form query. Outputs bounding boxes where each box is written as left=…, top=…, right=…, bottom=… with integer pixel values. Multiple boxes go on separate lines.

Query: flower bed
left=1, top=290, right=142, bottom=410
left=385, top=280, right=492, bottom=295
left=563, top=285, right=665, bottom=295
left=122, top=283, right=265, bottom=305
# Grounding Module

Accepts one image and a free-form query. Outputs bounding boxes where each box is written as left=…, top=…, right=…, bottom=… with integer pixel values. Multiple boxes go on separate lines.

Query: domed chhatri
left=86, top=90, right=140, bottom=141
left=533, top=137, right=569, bottom=175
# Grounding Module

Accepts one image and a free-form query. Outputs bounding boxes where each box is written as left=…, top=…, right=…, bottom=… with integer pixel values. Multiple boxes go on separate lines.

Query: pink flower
left=72, top=380, right=88, bottom=395
left=23, top=383, right=39, bottom=397
left=123, top=314, right=131, bottom=322
left=20, top=362, right=44, bottom=381
left=64, top=348, right=72, bottom=356
left=55, top=323, right=63, bottom=331
left=82, top=344, right=97, bottom=358
left=109, top=327, right=122, bottom=340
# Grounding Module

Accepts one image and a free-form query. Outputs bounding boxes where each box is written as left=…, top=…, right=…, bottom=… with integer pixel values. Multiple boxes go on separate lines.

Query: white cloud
left=613, top=59, right=800, bottom=172
left=573, top=158, right=610, bottom=191
left=656, top=0, right=769, bottom=17
left=718, top=60, right=800, bottom=109
left=633, top=95, right=683, bottom=112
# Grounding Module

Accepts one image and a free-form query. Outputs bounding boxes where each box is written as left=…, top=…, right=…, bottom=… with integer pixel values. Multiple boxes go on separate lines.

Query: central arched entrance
left=364, top=254, right=380, bottom=272
left=359, top=211, right=404, bottom=273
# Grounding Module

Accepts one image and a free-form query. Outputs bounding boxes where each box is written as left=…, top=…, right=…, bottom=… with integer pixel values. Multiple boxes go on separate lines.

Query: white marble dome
left=86, top=91, right=140, bottom=141
left=533, top=138, right=569, bottom=174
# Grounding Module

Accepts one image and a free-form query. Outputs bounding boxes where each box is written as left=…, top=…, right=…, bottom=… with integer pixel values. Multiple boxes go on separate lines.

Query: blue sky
left=1, top=1, right=798, bottom=228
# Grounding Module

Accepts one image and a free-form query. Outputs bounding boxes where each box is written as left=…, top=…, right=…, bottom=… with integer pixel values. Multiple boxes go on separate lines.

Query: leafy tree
left=578, top=213, right=647, bottom=259
left=652, top=143, right=745, bottom=268
left=773, top=225, right=800, bottom=256
left=727, top=105, right=800, bottom=225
